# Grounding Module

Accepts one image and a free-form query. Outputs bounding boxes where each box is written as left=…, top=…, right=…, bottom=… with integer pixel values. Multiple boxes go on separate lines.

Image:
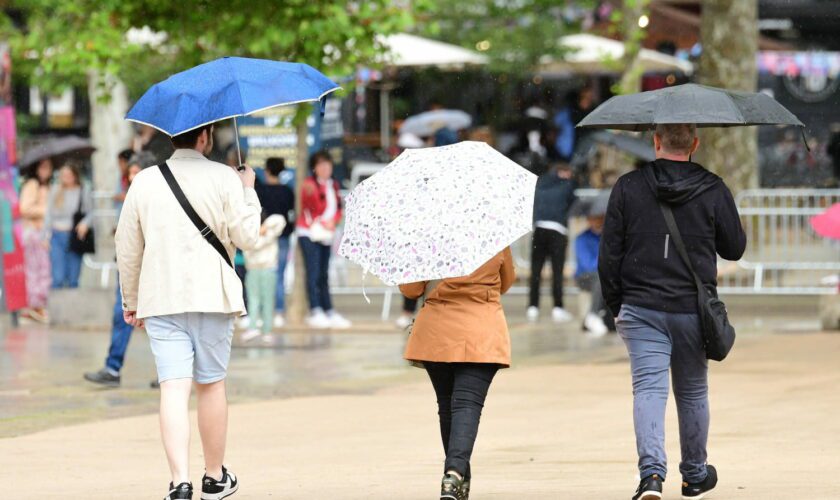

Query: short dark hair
left=265, top=157, right=285, bottom=177
left=171, top=124, right=213, bottom=149
left=118, top=149, right=134, bottom=161
left=308, top=149, right=332, bottom=172
left=655, top=123, right=697, bottom=154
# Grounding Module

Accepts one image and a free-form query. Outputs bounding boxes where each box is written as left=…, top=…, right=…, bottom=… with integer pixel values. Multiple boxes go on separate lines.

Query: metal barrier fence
left=84, top=188, right=840, bottom=304
left=720, top=189, right=840, bottom=295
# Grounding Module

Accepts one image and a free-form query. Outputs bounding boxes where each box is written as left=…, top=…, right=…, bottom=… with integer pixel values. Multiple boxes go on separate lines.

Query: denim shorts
left=145, top=312, right=235, bottom=384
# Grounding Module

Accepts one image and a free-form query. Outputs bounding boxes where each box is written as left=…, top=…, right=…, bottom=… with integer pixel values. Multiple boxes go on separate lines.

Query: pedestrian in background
left=116, top=124, right=260, bottom=500
left=599, top=123, right=746, bottom=500
left=297, top=149, right=351, bottom=329
left=574, top=192, right=610, bottom=337
left=46, top=163, right=91, bottom=289
left=400, top=248, right=515, bottom=500
left=18, top=158, right=53, bottom=323
left=254, top=156, right=295, bottom=329
left=241, top=213, right=287, bottom=343
left=84, top=151, right=157, bottom=387
left=528, top=162, right=577, bottom=323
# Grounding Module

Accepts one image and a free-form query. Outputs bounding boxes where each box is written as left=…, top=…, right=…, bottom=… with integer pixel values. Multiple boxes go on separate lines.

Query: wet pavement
left=0, top=293, right=823, bottom=438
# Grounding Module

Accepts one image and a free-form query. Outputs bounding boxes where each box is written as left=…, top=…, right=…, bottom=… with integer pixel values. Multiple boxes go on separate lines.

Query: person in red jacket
left=296, top=150, right=351, bottom=329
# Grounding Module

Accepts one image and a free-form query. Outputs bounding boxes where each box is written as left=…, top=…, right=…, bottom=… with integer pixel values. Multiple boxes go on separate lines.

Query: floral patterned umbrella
left=339, top=141, right=537, bottom=286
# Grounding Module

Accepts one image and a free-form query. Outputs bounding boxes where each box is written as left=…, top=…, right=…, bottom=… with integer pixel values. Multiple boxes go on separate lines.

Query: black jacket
left=255, top=180, right=295, bottom=238
left=598, top=159, right=746, bottom=316
left=533, top=173, right=577, bottom=226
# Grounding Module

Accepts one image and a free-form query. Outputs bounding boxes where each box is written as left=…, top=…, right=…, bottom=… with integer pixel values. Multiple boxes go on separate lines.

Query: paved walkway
left=1, top=331, right=838, bottom=499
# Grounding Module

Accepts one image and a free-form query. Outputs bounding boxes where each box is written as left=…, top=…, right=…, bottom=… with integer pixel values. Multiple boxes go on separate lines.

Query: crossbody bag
left=159, top=162, right=233, bottom=268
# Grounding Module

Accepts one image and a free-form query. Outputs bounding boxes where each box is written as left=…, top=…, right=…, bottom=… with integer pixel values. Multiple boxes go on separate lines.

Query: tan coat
left=115, top=148, right=262, bottom=319
left=400, top=247, right=515, bottom=367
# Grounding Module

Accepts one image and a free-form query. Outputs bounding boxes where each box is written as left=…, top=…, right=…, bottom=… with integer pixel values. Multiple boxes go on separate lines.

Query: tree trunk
left=697, top=0, right=759, bottom=191
left=616, top=0, right=650, bottom=95
left=87, top=73, right=134, bottom=261
left=286, top=118, right=309, bottom=325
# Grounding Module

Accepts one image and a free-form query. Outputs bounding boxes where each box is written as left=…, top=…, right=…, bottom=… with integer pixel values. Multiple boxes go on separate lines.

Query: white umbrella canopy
left=339, top=141, right=536, bottom=286
left=399, top=109, right=472, bottom=137
left=540, top=33, right=694, bottom=75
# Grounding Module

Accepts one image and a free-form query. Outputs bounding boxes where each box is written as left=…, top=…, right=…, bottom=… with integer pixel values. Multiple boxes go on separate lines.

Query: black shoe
left=202, top=466, right=238, bottom=500
left=440, top=472, right=467, bottom=500
left=632, top=473, right=663, bottom=500
left=83, top=368, right=120, bottom=387
left=165, top=482, right=193, bottom=500
left=151, top=379, right=160, bottom=389
left=682, top=465, right=718, bottom=499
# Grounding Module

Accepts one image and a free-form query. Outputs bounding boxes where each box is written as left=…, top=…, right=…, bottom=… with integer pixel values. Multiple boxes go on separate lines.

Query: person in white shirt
left=116, top=124, right=260, bottom=500
left=240, top=213, right=287, bottom=343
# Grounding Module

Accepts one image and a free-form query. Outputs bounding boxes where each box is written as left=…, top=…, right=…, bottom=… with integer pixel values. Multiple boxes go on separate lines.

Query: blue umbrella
left=126, top=56, right=341, bottom=164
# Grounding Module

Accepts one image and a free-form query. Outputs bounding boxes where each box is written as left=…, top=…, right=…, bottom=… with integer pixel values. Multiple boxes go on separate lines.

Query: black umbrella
left=19, top=135, right=96, bottom=168
left=589, top=130, right=655, bottom=161
left=576, top=83, right=804, bottom=131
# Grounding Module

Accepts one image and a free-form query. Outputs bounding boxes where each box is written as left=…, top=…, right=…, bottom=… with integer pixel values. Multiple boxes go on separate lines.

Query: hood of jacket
left=642, top=158, right=720, bottom=205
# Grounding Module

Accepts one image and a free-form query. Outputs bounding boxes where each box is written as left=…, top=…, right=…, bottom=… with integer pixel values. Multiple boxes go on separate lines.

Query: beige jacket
left=115, top=148, right=262, bottom=318
left=243, top=214, right=287, bottom=270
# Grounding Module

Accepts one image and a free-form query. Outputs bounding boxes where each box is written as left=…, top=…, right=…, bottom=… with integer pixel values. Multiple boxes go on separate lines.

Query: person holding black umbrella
left=599, top=123, right=746, bottom=500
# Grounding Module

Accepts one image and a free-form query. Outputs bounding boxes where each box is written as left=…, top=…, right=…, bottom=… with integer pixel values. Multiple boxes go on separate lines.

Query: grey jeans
left=616, top=304, right=709, bottom=483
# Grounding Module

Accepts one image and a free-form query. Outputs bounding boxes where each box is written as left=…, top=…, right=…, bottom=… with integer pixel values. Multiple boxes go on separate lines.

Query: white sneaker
left=306, top=309, right=331, bottom=329
left=328, top=310, right=352, bottom=329
left=273, top=314, right=286, bottom=329
left=395, top=314, right=413, bottom=330
left=526, top=306, right=539, bottom=322
left=584, top=312, right=608, bottom=337
left=236, top=315, right=251, bottom=330
left=552, top=307, right=574, bottom=323
left=241, top=329, right=261, bottom=342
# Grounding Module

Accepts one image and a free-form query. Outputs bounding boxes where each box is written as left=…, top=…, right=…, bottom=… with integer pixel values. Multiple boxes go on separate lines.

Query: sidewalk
left=1, top=332, right=838, bottom=499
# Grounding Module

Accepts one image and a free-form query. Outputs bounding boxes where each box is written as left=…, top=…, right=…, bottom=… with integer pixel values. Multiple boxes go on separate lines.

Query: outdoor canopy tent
left=377, top=33, right=489, bottom=68
left=540, top=33, right=694, bottom=76
left=372, top=33, right=488, bottom=149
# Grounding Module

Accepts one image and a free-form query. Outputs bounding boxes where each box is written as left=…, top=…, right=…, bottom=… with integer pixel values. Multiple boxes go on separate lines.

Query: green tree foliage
left=2, top=0, right=432, bottom=97
left=421, top=1, right=593, bottom=72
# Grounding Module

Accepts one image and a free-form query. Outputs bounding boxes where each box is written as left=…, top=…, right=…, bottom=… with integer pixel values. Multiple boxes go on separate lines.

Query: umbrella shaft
left=233, top=117, right=243, bottom=167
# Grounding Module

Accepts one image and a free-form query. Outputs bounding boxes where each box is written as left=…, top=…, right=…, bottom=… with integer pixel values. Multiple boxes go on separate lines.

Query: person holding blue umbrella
left=118, top=57, right=339, bottom=500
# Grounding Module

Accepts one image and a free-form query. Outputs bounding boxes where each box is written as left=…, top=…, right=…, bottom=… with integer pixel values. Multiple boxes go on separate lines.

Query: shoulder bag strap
left=658, top=201, right=706, bottom=297
left=159, top=162, right=233, bottom=268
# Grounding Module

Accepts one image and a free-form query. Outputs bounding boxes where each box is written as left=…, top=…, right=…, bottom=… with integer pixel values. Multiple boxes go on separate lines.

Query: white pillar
left=87, top=72, right=134, bottom=261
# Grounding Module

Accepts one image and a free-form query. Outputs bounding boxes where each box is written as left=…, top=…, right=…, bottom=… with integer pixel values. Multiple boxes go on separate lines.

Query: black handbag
left=69, top=190, right=95, bottom=255
left=658, top=202, right=736, bottom=361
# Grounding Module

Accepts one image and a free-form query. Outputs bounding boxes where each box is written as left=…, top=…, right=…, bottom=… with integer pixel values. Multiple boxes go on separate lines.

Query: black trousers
left=403, top=296, right=419, bottom=314
left=529, top=228, right=568, bottom=308
left=425, top=362, right=499, bottom=479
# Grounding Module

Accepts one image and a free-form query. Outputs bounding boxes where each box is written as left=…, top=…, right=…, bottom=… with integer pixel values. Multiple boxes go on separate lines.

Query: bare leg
left=196, top=379, right=228, bottom=480
left=159, top=378, right=193, bottom=485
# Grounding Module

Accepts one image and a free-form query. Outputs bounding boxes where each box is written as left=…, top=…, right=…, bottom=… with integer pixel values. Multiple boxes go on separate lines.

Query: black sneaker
left=682, top=464, right=718, bottom=499
left=165, top=482, right=193, bottom=500
left=632, top=473, right=663, bottom=500
left=440, top=472, right=467, bottom=500
left=83, top=368, right=120, bottom=387
left=202, top=466, right=238, bottom=500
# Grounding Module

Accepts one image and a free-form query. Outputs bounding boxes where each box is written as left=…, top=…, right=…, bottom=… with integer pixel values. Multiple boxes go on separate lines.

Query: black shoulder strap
left=159, top=162, right=233, bottom=268
left=658, top=202, right=705, bottom=296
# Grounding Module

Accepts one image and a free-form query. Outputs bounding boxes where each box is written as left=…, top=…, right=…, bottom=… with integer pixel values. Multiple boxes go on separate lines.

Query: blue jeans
left=275, top=236, right=291, bottom=312
left=299, top=236, right=333, bottom=312
left=105, top=278, right=134, bottom=373
left=50, top=230, right=82, bottom=288
left=616, top=304, right=709, bottom=483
